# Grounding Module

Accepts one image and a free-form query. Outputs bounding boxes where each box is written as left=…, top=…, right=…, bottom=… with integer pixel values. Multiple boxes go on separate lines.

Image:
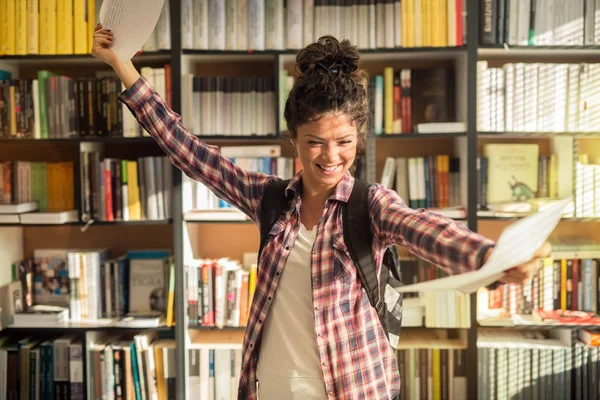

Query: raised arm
left=369, top=185, right=495, bottom=275
left=92, top=25, right=274, bottom=221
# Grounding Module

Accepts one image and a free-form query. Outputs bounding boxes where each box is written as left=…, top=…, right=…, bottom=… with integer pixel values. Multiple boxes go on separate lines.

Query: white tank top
left=256, top=223, right=326, bottom=399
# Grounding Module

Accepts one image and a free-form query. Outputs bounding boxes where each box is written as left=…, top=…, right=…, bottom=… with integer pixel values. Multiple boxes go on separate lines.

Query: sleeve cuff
left=118, top=76, right=151, bottom=111
left=476, top=242, right=503, bottom=290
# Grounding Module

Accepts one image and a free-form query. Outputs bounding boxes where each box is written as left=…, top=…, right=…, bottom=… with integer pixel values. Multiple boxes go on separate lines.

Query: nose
left=322, top=141, right=338, bottom=161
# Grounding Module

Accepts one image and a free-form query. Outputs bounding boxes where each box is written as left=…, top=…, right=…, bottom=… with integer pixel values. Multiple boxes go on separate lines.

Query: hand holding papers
left=99, top=0, right=165, bottom=62
left=395, top=197, right=572, bottom=294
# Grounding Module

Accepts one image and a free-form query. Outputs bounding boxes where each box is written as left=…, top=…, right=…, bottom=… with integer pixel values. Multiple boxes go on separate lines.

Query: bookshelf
left=1, top=0, right=600, bottom=399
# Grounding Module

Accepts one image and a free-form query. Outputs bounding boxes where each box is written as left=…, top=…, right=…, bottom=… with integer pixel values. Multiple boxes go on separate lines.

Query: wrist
left=110, top=58, right=140, bottom=90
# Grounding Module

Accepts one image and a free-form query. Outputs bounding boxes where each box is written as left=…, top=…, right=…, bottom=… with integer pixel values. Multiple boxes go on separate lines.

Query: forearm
left=372, top=187, right=495, bottom=274
left=110, top=58, right=140, bottom=90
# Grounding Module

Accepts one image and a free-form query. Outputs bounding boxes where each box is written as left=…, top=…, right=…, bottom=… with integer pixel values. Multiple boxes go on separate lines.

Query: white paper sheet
left=395, top=197, right=572, bottom=293
left=99, top=0, right=165, bottom=61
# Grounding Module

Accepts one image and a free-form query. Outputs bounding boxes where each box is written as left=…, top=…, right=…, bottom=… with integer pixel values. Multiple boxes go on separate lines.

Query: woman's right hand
left=91, top=23, right=118, bottom=66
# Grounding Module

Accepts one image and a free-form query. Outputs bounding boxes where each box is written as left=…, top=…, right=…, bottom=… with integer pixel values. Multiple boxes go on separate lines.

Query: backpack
left=258, top=178, right=405, bottom=349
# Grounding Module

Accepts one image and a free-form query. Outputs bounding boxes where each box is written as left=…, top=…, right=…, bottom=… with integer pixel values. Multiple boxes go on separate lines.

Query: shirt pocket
left=331, top=232, right=355, bottom=284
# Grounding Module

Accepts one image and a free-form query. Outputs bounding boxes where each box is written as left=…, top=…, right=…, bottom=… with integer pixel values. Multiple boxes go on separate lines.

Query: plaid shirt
left=121, top=77, right=495, bottom=399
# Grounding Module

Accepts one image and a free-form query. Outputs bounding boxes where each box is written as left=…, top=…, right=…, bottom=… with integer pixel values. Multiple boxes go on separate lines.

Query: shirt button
left=258, top=319, right=262, bottom=324
left=275, top=271, right=280, bottom=276
left=328, top=391, right=333, bottom=396
left=317, top=333, right=322, bottom=337
left=322, top=362, right=327, bottom=367
left=285, top=245, right=290, bottom=250
left=314, top=306, right=318, bottom=311
left=312, top=278, right=318, bottom=285
left=250, top=343, right=254, bottom=348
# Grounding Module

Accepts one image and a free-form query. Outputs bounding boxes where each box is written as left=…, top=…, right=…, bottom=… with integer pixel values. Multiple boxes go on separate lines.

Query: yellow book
left=87, top=0, right=96, bottom=52
left=73, top=0, right=88, bottom=54
left=166, top=261, right=175, bottom=326
left=432, top=348, right=441, bottom=399
left=56, top=0, right=73, bottom=54
left=405, top=0, right=415, bottom=47
left=39, top=0, right=56, bottom=54
left=560, top=259, right=567, bottom=310
left=422, top=0, right=431, bottom=47
left=1, top=0, right=16, bottom=55
left=384, top=67, right=394, bottom=134
left=154, top=345, right=167, bottom=399
left=436, top=0, right=448, bottom=46
left=127, top=161, right=142, bottom=220
left=248, top=263, right=257, bottom=307
left=15, top=0, right=27, bottom=54
left=26, top=0, right=38, bottom=54
left=9, top=83, right=16, bottom=136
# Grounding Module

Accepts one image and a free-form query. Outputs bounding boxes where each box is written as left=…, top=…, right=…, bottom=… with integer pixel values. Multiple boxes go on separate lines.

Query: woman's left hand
left=484, top=241, right=552, bottom=286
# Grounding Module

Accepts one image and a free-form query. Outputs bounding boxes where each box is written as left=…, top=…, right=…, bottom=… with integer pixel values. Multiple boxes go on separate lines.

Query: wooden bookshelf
left=1, top=0, right=600, bottom=399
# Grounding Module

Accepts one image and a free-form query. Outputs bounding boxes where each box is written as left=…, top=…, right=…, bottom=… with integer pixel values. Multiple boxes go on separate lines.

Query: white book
left=385, top=0, right=395, bottom=48
left=0, top=201, right=37, bottom=214
left=155, top=0, right=171, bottom=49
left=193, top=0, right=209, bottom=49
left=507, top=0, right=519, bottom=44
left=395, top=0, right=402, bottom=46
left=380, top=157, right=396, bottom=188
left=265, top=0, right=284, bottom=49
left=226, top=0, right=238, bottom=50
left=248, top=0, right=265, bottom=50
left=303, top=0, right=314, bottom=46
left=209, top=0, right=226, bottom=50
left=181, top=0, right=194, bottom=48
left=286, top=0, right=303, bottom=48
left=503, top=64, right=514, bottom=132
left=220, top=145, right=281, bottom=158
left=237, top=0, right=249, bottom=49
left=368, top=0, right=377, bottom=48
left=350, top=0, right=359, bottom=44
left=447, top=0, right=455, bottom=47
left=376, top=0, right=385, bottom=48
left=517, top=0, right=531, bottom=45
left=32, top=79, right=41, bottom=139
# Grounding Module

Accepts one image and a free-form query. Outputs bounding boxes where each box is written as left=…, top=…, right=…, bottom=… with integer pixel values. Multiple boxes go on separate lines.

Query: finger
left=97, top=38, right=113, bottom=47
left=95, top=23, right=102, bottom=32
left=503, top=268, right=528, bottom=283
left=94, top=30, right=113, bottom=39
left=94, top=33, right=113, bottom=41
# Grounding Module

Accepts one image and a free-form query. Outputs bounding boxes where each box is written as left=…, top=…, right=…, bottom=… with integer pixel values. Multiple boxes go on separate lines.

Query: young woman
left=92, top=26, right=550, bottom=399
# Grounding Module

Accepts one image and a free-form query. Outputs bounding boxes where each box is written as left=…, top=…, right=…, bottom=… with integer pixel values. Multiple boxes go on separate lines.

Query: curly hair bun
left=295, top=35, right=360, bottom=77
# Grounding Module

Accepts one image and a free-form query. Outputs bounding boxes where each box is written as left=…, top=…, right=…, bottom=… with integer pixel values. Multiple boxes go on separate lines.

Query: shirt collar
left=284, top=170, right=355, bottom=203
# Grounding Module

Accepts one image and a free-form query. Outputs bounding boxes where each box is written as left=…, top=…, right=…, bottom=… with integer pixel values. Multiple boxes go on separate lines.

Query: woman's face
left=294, top=112, right=358, bottom=194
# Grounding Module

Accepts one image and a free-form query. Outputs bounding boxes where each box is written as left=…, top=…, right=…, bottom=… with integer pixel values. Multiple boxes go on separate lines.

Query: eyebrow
left=304, top=134, right=355, bottom=140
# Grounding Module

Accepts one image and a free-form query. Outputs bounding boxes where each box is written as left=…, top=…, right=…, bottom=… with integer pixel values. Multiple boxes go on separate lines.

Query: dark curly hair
left=283, top=35, right=369, bottom=154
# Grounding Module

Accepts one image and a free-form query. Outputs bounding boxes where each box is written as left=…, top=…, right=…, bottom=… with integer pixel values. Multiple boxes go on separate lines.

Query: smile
left=316, top=164, right=341, bottom=174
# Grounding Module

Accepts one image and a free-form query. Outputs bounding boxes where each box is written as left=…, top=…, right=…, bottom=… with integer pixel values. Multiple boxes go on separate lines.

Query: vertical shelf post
left=169, top=1, right=188, bottom=399
left=466, top=0, right=480, bottom=398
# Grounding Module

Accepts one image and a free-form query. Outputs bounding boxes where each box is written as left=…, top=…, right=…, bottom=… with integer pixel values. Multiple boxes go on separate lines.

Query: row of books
left=0, top=335, right=83, bottom=400
left=4, top=249, right=175, bottom=329
left=400, top=257, right=470, bottom=328
left=181, top=0, right=466, bottom=52
left=0, top=160, right=74, bottom=212
left=280, top=66, right=458, bottom=135
left=186, top=258, right=257, bottom=328
left=477, top=330, right=572, bottom=400
left=0, top=72, right=122, bottom=139
left=380, top=155, right=463, bottom=211
left=478, top=249, right=600, bottom=324
left=0, top=0, right=171, bottom=55
left=477, top=62, right=600, bottom=133
left=181, top=75, right=276, bottom=136
left=182, top=146, right=298, bottom=219
left=575, top=155, right=600, bottom=218
left=397, top=347, right=467, bottom=400
left=480, top=0, right=600, bottom=46
left=80, top=148, right=172, bottom=222
left=88, top=333, right=176, bottom=400
left=187, top=346, right=242, bottom=400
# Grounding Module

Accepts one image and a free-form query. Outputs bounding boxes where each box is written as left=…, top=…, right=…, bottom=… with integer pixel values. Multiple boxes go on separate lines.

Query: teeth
left=319, top=164, right=338, bottom=172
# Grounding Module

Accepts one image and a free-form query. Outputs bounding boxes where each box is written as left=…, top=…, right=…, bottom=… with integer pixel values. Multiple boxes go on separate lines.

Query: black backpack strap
left=342, top=179, right=384, bottom=315
left=258, top=179, right=291, bottom=260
